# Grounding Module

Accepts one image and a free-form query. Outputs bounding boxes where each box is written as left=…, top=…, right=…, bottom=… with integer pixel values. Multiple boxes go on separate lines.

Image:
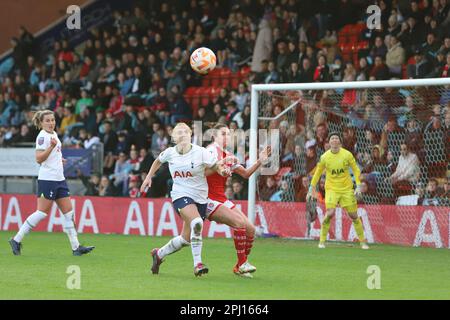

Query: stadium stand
left=0, top=0, right=449, bottom=204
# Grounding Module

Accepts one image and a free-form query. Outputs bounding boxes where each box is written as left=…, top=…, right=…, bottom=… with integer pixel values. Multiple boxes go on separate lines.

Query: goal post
left=248, top=78, right=450, bottom=225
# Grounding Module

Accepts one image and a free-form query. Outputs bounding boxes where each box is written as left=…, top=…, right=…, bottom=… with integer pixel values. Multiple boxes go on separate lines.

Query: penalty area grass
left=0, top=231, right=449, bottom=299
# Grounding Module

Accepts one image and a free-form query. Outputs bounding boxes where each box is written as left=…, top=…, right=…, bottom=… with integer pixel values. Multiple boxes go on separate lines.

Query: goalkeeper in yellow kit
left=307, top=132, right=369, bottom=249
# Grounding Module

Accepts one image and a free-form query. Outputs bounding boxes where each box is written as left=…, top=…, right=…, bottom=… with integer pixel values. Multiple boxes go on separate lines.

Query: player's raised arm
left=140, top=158, right=162, bottom=193
left=307, top=156, right=326, bottom=199
left=35, top=137, right=57, bottom=164
left=234, top=146, right=271, bottom=179
left=348, top=152, right=362, bottom=196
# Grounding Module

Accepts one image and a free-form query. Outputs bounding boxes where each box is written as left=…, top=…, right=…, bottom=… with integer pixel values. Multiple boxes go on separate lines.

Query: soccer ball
left=190, top=47, right=216, bottom=75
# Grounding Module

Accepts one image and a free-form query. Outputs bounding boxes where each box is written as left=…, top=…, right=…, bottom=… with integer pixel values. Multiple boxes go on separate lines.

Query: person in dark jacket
left=78, top=170, right=100, bottom=196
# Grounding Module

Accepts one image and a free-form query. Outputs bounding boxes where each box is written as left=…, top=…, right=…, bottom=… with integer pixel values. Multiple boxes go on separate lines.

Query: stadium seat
left=199, top=87, right=212, bottom=107
left=230, top=71, right=240, bottom=89
left=209, top=68, right=222, bottom=87
left=220, top=68, right=232, bottom=88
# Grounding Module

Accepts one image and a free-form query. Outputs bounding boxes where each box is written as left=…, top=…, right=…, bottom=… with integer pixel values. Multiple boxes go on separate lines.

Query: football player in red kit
left=206, top=124, right=270, bottom=278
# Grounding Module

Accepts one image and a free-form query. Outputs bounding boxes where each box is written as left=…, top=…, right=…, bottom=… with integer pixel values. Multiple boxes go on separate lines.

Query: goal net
left=248, top=78, right=450, bottom=240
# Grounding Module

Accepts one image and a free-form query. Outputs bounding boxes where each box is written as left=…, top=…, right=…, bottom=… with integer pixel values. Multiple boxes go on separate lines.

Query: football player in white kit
left=140, top=122, right=232, bottom=277
left=9, top=110, right=95, bottom=256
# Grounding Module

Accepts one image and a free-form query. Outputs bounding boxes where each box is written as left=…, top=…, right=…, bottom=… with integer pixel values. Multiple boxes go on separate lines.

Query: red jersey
left=206, top=143, right=239, bottom=202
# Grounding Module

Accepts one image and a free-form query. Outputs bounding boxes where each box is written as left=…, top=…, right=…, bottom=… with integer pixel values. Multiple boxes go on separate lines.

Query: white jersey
left=35, top=130, right=65, bottom=181
left=158, top=144, right=217, bottom=204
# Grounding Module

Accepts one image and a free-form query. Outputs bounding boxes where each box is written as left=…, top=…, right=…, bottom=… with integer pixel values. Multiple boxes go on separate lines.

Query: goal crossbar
left=248, top=77, right=450, bottom=224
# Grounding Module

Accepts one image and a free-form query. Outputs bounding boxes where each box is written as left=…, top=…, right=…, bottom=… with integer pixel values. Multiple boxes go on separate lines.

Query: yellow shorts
left=325, top=189, right=357, bottom=212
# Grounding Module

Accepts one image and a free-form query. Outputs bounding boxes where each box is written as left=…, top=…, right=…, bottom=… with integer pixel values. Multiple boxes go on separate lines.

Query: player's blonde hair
left=32, top=110, right=55, bottom=129
left=172, top=122, right=192, bottom=144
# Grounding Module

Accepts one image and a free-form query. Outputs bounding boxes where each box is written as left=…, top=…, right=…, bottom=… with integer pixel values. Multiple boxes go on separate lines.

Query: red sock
left=233, top=228, right=247, bottom=267
left=245, top=235, right=254, bottom=257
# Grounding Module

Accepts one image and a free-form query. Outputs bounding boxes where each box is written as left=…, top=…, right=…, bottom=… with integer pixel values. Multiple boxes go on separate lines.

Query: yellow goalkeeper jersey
left=310, top=147, right=361, bottom=192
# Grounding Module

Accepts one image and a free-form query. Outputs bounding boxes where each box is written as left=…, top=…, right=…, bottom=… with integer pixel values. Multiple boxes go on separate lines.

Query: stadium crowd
left=0, top=0, right=449, bottom=205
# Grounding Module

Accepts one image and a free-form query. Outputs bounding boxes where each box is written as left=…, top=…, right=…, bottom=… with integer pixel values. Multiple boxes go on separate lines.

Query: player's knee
left=190, top=217, right=203, bottom=236
left=234, top=215, right=247, bottom=229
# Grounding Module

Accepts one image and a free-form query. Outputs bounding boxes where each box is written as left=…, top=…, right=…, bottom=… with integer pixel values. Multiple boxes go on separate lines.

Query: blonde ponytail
left=32, top=110, right=54, bottom=129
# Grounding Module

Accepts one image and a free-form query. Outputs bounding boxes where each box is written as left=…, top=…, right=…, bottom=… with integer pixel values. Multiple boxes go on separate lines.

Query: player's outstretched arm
left=307, top=157, right=325, bottom=199
left=35, top=137, right=57, bottom=164
left=234, top=146, right=271, bottom=179
left=140, top=158, right=162, bottom=193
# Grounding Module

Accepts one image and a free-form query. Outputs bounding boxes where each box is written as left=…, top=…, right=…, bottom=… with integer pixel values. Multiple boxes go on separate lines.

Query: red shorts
left=206, top=199, right=237, bottom=219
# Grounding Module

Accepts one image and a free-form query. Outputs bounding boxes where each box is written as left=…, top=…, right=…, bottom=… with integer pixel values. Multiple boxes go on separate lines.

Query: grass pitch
left=1, top=231, right=449, bottom=299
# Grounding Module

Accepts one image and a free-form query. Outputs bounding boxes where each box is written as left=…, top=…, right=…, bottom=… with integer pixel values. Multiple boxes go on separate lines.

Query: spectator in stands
left=359, top=180, right=380, bottom=204
left=225, top=186, right=234, bottom=200
left=370, top=36, right=388, bottom=60
left=313, top=55, right=331, bottom=82
left=231, top=180, right=247, bottom=200
left=110, top=152, right=132, bottom=196
left=259, top=176, right=277, bottom=201
left=356, top=57, right=370, bottom=81
left=251, top=13, right=274, bottom=73
left=386, top=143, right=420, bottom=189
left=386, top=35, right=405, bottom=76
left=128, top=175, right=140, bottom=198
left=421, top=32, right=441, bottom=62
left=234, top=83, right=250, bottom=112
left=16, top=123, right=33, bottom=143
left=77, top=170, right=100, bottom=196
left=330, top=57, right=344, bottom=82
left=58, top=106, right=77, bottom=135
left=423, top=178, right=444, bottom=205
left=168, top=88, right=191, bottom=125
left=263, top=61, right=280, bottom=83
left=284, top=62, right=302, bottom=83
left=299, top=57, right=314, bottom=83
left=151, top=125, right=168, bottom=158
left=407, top=48, right=432, bottom=79
left=380, top=117, right=405, bottom=157
left=370, top=55, right=390, bottom=80
left=295, top=176, right=310, bottom=202
left=127, top=148, right=141, bottom=173
left=305, top=144, right=317, bottom=175
left=98, top=175, right=117, bottom=197
left=270, top=179, right=294, bottom=202
left=441, top=52, right=450, bottom=77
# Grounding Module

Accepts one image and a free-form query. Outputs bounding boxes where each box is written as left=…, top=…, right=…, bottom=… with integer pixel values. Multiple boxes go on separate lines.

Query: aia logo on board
left=173, top=171, right=193, bottom=178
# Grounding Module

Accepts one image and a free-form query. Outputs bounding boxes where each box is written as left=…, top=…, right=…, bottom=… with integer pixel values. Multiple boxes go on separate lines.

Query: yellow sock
left=320, top=216, right=331, bottom=243
left=352, top=217, right=366, bottom=242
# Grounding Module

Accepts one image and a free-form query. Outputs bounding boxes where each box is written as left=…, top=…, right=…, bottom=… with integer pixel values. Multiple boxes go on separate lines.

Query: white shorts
left=206, top=199, right=236, bottom=218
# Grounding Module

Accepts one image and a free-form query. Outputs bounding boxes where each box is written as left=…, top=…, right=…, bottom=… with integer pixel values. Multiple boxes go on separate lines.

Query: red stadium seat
left=209, top=68, right=222, bottom=87
left=230, top=71, right=240, bottom=89
left=210, top=87, right=220, bottom=99
left=195, top=87, right=211, bottom=107
left=220, top=68, right=232, bottom=88
left=350, top=35, right=359, bottom=44
left=201, top=76, right=210, bottom=87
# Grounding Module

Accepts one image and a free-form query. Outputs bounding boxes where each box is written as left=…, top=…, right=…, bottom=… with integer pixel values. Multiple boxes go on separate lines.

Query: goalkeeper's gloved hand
left=354, top=185, right=362, bottom=197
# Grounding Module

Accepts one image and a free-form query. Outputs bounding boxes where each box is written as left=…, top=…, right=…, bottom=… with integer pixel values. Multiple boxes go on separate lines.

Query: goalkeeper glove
left=354, top=185, right=362, bottom=197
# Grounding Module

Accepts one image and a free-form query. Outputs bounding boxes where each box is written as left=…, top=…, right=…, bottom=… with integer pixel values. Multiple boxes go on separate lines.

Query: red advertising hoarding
left=0, top=194, right=448, bottom=248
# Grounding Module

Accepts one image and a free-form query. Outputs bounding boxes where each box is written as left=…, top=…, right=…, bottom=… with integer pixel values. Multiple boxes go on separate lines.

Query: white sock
left=158, top=235, right=190, bottom=259
left=63, top=210, right=80, bottom=250
left=13, top=211, right=47, bottom=243
left=190, top=217, right=203, bottom=267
